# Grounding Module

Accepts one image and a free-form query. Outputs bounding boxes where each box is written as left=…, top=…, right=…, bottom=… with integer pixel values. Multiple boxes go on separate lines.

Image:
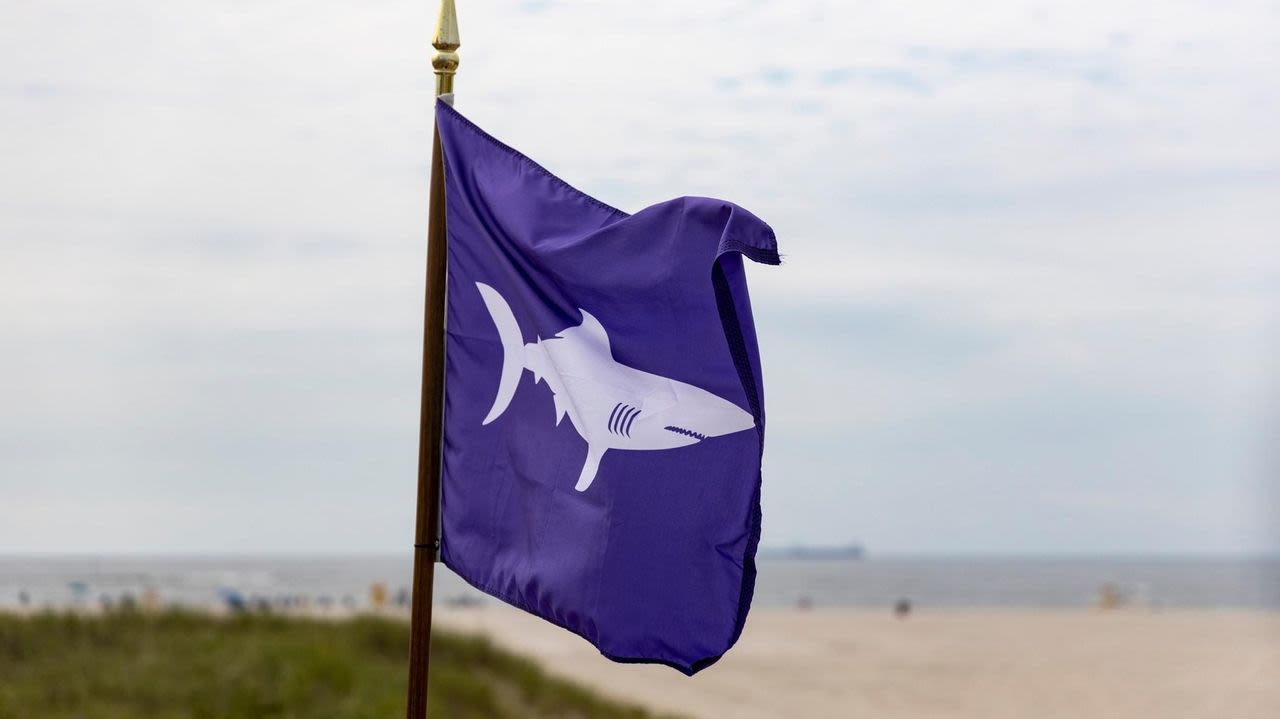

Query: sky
left=1, top=0, right=1277, bottom=555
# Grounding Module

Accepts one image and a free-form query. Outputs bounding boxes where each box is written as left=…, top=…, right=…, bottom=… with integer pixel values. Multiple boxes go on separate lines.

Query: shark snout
left=669, top=389, right=755, bottom=440
left=712, top=401, right=755, bottom=436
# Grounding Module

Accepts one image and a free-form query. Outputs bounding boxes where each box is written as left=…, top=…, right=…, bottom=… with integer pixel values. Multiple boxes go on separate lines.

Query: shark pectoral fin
left=574, top=445, right=606, bottom=492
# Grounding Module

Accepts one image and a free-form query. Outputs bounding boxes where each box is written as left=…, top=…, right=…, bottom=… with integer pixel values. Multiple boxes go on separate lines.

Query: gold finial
left=432, top=0, right=460, bottom=97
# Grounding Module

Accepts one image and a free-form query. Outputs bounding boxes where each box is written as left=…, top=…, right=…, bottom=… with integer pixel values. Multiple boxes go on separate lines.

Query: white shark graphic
left=475, top=282, right=755, bottom=492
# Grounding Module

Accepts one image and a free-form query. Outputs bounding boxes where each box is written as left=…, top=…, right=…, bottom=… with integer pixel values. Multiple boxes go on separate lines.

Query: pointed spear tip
left=432, top=0, right=460, bottom=96
left=433, top=0, right=460, bottom=51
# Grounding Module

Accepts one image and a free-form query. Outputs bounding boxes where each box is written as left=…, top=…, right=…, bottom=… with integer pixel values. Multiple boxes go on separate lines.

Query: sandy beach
left=436, top=606, right=1280, bottom=719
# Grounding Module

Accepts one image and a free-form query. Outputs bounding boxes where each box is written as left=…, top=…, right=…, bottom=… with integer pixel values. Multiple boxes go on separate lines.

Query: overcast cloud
left=1, top=0, right=1277, bottom=554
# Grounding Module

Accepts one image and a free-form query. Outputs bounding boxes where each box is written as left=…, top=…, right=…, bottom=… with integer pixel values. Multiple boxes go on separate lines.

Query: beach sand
left=436, top=606, right=1280, bottom=719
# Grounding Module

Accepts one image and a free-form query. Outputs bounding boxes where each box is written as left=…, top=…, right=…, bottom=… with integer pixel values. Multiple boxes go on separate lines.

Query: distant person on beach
left=219, top=589, right=247, bottom=614
left=894, top=598, right=912, bottom=619
left=1097, top=583, right=1127, bottom=609
left=370, top=582, right=388, bottom=610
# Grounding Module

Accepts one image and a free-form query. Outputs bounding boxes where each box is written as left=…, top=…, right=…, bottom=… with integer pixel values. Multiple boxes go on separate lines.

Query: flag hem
left=440, top=553, right=711, bottom=676
left=436, top=99, right=631, bottom=221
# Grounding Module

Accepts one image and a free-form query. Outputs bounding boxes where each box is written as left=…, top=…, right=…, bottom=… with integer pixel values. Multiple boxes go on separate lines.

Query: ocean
left=1, top=555, right=1276, bottom=612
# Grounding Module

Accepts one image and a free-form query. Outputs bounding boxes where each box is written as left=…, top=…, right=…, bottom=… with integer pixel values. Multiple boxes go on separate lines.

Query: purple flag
left=437, top=100, right=779, bottom=674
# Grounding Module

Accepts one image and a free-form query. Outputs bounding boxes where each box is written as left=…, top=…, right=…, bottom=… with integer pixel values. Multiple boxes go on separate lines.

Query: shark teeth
left=663, top=425, right=706, bottom=441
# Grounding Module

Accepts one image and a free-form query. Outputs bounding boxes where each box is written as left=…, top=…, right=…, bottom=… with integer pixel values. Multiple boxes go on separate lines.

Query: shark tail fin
left=476, top=283, right=525, bottom=425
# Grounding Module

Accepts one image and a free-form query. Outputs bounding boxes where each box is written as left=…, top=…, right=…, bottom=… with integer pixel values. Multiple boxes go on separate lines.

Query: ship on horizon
left=759, top=544, right=865, bottom=560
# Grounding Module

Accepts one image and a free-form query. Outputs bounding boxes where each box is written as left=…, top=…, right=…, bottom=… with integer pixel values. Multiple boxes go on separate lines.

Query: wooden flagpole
left=406, top=1, right=458, bottom=717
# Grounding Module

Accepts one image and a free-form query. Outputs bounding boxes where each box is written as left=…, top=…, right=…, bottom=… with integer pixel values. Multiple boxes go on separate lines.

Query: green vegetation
left=0, top=610, right=682, bottom=719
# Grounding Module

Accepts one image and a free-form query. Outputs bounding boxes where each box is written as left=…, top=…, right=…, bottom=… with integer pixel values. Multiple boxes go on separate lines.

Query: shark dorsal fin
left=560, top=309, right=610, bottom=354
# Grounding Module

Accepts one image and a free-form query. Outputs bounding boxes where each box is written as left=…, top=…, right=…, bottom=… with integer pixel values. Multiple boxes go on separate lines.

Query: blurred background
left=1, top=1, right=1277, bottom=718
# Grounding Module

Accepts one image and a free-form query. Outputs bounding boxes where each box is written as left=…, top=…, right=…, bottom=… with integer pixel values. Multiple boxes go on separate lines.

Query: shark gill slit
left=616, top=405, right=637, bottom=436
left=607, top=403, right=623, bottom=434
left=622, top=407, right=641, bottom=437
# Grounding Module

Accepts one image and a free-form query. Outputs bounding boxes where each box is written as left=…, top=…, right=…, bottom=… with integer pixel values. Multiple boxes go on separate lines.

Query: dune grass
left=0, top=610, right=681, bottom=719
